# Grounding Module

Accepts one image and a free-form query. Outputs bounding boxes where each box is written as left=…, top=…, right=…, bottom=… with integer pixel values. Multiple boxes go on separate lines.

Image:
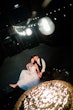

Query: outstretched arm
left=35, top=63, right=42, bottom=78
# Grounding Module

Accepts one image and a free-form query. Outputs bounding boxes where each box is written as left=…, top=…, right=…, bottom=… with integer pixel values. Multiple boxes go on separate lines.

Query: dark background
left=0, top=0, right=73, bottom=109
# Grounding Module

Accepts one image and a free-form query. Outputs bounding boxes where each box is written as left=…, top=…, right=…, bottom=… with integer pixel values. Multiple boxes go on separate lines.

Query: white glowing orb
left=25, top=28, right=32, bottom=36
left=14, top=4, right=20, bottom=9
left=17, top=31, right=26, bottom=36
left=13, top=26, right=26, bottom=36
left=38, top=17, right=55, bottom=35
left=13, top=26, right=32, bottom=36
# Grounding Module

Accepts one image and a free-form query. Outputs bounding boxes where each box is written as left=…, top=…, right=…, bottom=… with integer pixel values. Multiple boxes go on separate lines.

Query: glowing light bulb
left=38, top=17, right=55, bottom=35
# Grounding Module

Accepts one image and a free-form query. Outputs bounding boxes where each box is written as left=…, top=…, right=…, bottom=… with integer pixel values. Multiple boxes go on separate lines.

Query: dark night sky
left=0, top=0, right=73, bottom=65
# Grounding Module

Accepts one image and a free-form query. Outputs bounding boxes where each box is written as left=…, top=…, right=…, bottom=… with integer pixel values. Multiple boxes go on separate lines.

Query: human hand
left=26, top=63, right=30, bottom=70
left=38, top=72, right=42, bottom=78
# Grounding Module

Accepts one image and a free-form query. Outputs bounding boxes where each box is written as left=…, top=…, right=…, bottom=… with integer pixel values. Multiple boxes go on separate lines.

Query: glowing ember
left=23, top=82, right=72, bottom=110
